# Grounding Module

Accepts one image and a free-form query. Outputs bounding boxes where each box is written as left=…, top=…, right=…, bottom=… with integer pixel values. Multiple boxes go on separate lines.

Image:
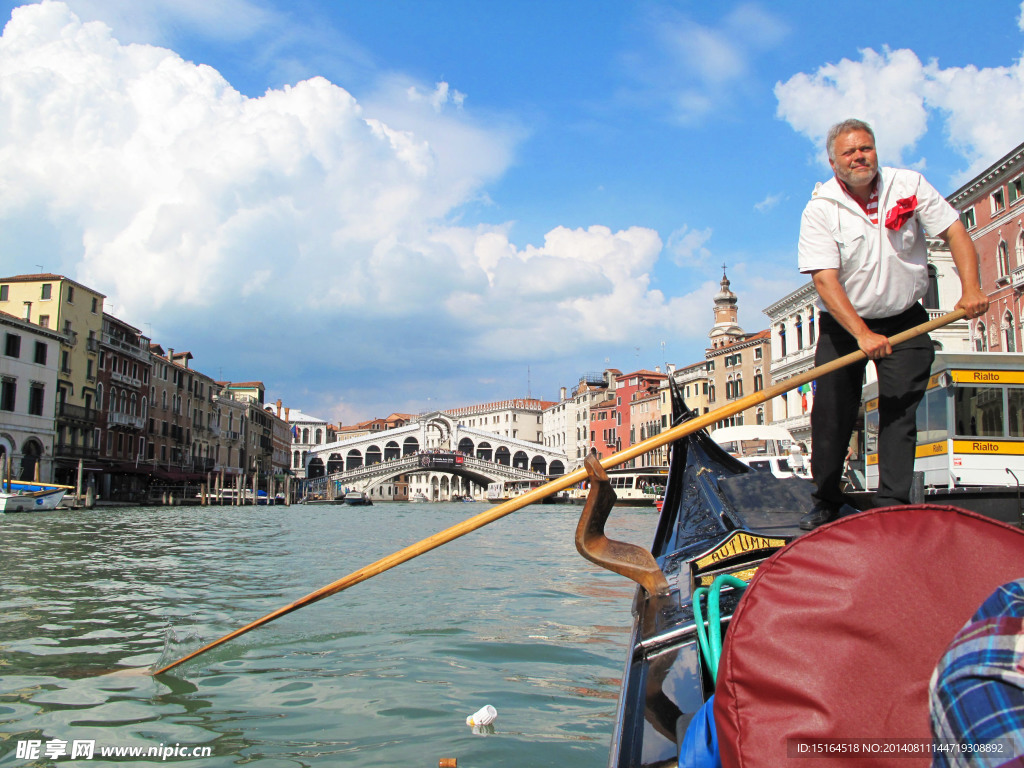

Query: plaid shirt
left=930, top=579, right=1024, bottom=768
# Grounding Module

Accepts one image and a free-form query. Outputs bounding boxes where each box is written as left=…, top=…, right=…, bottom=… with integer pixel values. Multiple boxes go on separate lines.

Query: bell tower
left=709, top=265, right=744, bottom=349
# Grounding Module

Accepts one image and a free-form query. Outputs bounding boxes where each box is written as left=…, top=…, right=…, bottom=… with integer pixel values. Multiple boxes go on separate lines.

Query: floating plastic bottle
left=465, top=704, right=497, bottom=727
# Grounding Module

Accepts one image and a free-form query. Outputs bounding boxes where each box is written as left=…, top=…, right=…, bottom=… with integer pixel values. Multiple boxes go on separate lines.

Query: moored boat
left=0, top=485, right=68, bottom=512
left=343, top=490, right=373, bottom=506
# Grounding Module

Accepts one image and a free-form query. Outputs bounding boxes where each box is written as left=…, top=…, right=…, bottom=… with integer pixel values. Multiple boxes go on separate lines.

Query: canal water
left=0, top=502, right=659, bottom=767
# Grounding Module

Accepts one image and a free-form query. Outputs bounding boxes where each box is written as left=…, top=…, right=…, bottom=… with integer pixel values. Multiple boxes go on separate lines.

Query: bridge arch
left=513, top=450, right=528, bottom=469
left=530, top=455, right=547, bottom=474
left=495, top=446, right=510, bottom=465
left=458, top=437, right=474, bottom=454
left=346, top=449, right=363, bottom=470
left=366, top=445, right=382, bottom=465
left=327, top=453, right=343, bottom=473
left=308, top=457, right=325, bottom=478
left=549, top=460, right=565, bottom=476
left=477, top=441, right=492, bottom=461
left=385, top=441, right=400, bottom=461
left=403, top=437, right=419, bottom=455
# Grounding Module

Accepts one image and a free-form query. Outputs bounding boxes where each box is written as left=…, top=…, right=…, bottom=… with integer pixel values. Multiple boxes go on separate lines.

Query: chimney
left=654, top=365, right=661, bottom=373
left=560, top=386, right=566, bottom=401
left=285, top=407, right=290, bottom=422
left=276, top=399, right=282, bottom=418
left=668, top=363, right=676, bottom=374
left=22, top=301, right=31, bottom=321
left=167, top=347, right=174, bottom=361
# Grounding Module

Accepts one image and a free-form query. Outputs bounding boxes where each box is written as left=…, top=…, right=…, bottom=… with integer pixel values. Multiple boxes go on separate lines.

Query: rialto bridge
left=301, top=411, right=570, bottom=498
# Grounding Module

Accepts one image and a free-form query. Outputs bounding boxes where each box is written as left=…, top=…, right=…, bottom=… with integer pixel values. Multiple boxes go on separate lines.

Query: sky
left=1, top=0, right=1023, bottom=424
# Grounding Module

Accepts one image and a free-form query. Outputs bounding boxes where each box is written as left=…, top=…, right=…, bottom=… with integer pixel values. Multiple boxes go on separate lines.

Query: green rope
left=692, top=573, right=749, bottom=683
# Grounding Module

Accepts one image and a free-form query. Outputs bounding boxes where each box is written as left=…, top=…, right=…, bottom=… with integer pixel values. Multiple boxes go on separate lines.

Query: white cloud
left=667, top=225, right=713, bottom=265
left=0, top=2, right=722, bottom=416
left=775, top=45, right=1024, bottom=181
left=754, top=193, right=783, bottom=213
left=623, top=3, right=789, bottom=123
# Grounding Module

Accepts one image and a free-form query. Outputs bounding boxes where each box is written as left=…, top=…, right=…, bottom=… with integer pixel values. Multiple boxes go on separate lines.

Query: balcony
left=57, top=402, right=98, bottom=423
left=54, top=443, right=99, bottom=460
left=86, top=337, right=99, bottom=352
left=101, top=332, right=150, bottom=360
left=111, top=370, right=142, bottom=388
left=108, top=412, right=145, bottom=430
left=1012, top=265, right=1024, bottom=290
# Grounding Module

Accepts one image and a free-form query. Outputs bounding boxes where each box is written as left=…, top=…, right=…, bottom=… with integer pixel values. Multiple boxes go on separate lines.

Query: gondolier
left=797, top=118, right=988, bottom=529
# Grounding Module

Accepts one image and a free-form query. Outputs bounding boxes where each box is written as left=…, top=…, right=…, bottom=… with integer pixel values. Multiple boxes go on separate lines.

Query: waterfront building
left=705, top=270, right=772, bottom=430
left=223, top=381, right=291, bottom=486
left=213, top=388, right=247, bottom=480
left=0, top=310, right=65, bottom=482
left=763, top=283, right=818, bottom=447
left=612, top=369, right=668, bottom=467
left=447, top=398, right=554, bottom=444
left=630, top=384, right=669, bottom=467
left=147, top=345, right=196, bottom=483
left=589, top=396, right=618, bottom=460
left=0, top=274, right=105, bottom=484
left=569, top=371, right=616, bottom=466
left=671, top=359, right=711, bottom=417
left=541, top=390, right=572, bottom=463
left=279, top=406, right=335, bottom=479
left=95, top=314, right=152, bottom=500
left=947, top=140, right=1024, bottom=352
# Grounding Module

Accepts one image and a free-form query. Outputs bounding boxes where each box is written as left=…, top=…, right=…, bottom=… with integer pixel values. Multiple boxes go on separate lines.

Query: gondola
left=576, top=382, right=1024, bottom=768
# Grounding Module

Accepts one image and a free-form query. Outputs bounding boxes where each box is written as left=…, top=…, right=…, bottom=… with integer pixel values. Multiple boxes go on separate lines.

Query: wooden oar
left=152, top=308, right=965, bottom=675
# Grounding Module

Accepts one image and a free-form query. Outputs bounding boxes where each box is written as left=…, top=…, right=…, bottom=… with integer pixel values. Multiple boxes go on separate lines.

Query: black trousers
left=811, top=303, right=934, bottom=508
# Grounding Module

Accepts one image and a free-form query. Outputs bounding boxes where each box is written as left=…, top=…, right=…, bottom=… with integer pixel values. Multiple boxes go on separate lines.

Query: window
left=796, top=315, right=804, bottom=350
left=38, top=315, right=49, bottom=328
left=1006, top=312, right=1017, bottom=353
left=1011, top=177, right=1024, bottom=205
left=992, top=189, right=1006, bottom=214
left=0, top=285, right=7, bottom=301
left=28, top=383, right=44, bottom=416
left=976, top=322, right=988, bottom=352
left=924, top=265, right=940, bottom=309
left=5, top=333, right=21, bottom=358
left=41, top=283, right=52, bottom=300
left=779, top=324, right=787, bottom=356
left=960, top=207, right=976, bottom=230
left=0, top=377, right=15, bottom=411
left=66, top=285, right=75, bottom=303
left=34, top=341, right=46, bottom=365
left=998, top=241, right=1011, bottom=277
left=754, top=347, right=763, bottom=360
left=91, top=297, right=98, bottom=313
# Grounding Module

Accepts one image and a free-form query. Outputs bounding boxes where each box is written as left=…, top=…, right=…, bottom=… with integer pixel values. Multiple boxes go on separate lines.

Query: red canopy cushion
left=714, top=505, right=1024, bottom=768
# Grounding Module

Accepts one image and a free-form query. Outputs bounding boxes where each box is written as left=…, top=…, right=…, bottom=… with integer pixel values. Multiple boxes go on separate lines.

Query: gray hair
left=826, top=119, right=875, bottom=162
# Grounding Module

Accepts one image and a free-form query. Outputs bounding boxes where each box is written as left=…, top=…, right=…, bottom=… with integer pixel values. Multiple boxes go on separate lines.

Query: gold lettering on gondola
left=692, top=531, right=788, bottom=570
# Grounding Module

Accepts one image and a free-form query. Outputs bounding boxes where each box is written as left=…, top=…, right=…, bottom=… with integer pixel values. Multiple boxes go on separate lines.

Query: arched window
left=778, top=324, right=787, bottom=357
left=1017, top=232, right=1024, bottom=272
left=302, top=428, right=309, bottom=443
left=1005, top=311, right=1016, bottom=353
left=795, top=315, right=804, bottom=350
left=756, top=407, right=765, bottom=425
left=998, top=241, right=1011, bottom=277
left=754, top=372, right=763, bottom=392
left=976, top=321, right=988, bottom=352
left=808, top=310, right=816, bottom=345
